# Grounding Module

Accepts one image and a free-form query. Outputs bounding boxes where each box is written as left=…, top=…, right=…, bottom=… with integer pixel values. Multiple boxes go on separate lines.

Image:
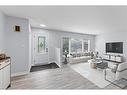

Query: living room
left=0, top=5, right=127, bottom=91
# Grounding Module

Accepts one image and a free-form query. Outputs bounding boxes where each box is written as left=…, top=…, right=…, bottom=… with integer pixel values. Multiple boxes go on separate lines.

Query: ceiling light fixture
left=40, top=24, right=46, bottom=27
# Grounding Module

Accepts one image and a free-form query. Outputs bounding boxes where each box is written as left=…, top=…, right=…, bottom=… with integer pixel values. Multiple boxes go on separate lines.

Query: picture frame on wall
left=14, top=25, right=21, bottom=32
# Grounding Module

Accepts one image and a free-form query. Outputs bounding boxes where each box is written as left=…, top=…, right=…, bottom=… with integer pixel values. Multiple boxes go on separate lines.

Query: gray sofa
left=68, top=52, right=91, bottom=64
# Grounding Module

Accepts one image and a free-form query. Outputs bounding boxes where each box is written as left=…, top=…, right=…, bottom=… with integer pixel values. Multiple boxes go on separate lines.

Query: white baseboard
left=11, top=71, right=29, bottom=77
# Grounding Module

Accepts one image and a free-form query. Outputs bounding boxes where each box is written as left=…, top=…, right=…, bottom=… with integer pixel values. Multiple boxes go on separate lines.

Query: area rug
left=70, top=62, right=110, bottom=88
left=30, top=63, right=59, bottom=72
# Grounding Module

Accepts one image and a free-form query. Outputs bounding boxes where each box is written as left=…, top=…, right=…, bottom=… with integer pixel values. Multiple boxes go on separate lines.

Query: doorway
left=32, top=32, right=49, bottom=66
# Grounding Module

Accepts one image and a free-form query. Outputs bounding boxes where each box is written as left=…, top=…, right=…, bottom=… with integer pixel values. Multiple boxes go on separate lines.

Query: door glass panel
left=38, top=36, right=45, bottom=53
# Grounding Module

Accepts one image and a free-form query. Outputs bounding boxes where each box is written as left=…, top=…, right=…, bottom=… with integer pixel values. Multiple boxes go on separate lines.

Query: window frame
left=69, top=38, right=90, bottom=54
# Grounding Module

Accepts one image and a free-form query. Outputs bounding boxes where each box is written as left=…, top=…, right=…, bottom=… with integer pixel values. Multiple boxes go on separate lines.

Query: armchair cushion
left=111, top=64, right=118, bottom=73
left=108, top=63, right=118, bottom=73
left=105, top=68, right=116, bottom=80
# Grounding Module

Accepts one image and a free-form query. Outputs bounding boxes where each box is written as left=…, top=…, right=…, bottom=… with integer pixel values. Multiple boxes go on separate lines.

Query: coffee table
left=96, top=61, right=108, bottom=69
left=88, top=59, right=108, bottom=69
left=88, top=59, right=102, bottom=69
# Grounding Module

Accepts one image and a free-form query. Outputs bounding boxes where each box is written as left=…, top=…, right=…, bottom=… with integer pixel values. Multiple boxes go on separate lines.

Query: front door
left=33, top=32, right=49, bottom=66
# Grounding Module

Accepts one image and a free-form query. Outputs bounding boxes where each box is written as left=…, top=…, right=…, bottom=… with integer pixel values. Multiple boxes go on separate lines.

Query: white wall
left=95, top=31, right=127, bottom=61
left=49, top=30, right=96, bottom=63
left=4, top=16, right=30, bottom=76
left=32, top=28, right=96, bottom=64
left=55, top=48, right=61, bottom=67
left=0, top=11, right=5, bottom=52
left=28, top=24, right=32, bottom=72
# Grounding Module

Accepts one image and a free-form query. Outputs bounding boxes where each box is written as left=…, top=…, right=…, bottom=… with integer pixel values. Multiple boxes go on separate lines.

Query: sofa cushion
left=87, top=52, right=91, bottom=56
left=80, top=56, right=91, bottom=59
left=83, top=52, right=90, bottom=56
left=77, top=53, right=81, bottom=57
left=71, top=53, right=77, bottom=58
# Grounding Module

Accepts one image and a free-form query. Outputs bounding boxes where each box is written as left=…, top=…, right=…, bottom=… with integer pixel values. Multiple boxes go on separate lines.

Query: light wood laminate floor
left=9, top=65, right=122, bottom=89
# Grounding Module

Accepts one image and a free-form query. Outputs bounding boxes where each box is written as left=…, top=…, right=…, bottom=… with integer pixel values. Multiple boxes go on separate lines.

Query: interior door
left=33, top=32, right=49, bottom=66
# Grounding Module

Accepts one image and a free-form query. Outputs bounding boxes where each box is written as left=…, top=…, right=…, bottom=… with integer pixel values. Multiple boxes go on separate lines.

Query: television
left=106, top=42, right=123, bottom=53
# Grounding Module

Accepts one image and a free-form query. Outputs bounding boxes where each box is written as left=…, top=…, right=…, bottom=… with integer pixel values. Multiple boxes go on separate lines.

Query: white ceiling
left=0, top=6, right=127, bottom=35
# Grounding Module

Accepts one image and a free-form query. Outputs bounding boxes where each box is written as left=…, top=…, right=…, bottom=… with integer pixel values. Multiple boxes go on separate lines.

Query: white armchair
left=116, top=62, right=127, bottom=80
left=105, top=62, right=127, bottom=80
left=105, top=62, right=127, bottom=88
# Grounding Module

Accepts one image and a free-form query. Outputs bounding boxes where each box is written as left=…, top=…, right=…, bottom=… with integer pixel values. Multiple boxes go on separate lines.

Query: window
left=62, top=38, right=90, bottom=54
left=70, top=39, right=82, bottom=53
left=63, top=37, right=69, bottom=54
left=83, top=40, right=89, bottom=52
